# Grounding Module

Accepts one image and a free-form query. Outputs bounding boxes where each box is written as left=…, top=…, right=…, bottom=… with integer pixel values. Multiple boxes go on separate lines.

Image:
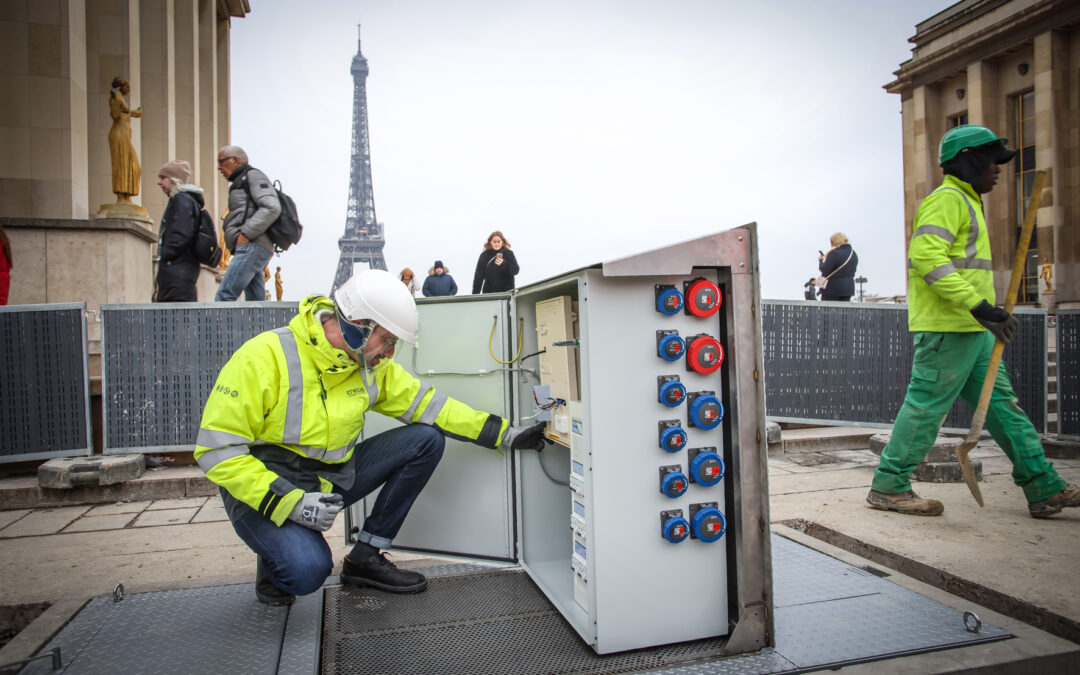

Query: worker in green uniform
left=867, top=124, right=1078, bottom=519
left=196, top=269, right=548, bottom=605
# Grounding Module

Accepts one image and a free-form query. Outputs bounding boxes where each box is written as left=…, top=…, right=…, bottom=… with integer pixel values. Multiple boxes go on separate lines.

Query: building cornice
left=884, top=0, right=1080, bottom=94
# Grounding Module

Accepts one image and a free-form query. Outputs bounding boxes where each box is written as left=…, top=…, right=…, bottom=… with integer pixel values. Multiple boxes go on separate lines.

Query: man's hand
left=501, top=422, right=550, bottom=452
left=237, top=233, right=250, bottom=245
left=287, top=492, right=344, bottom=532
left=970, top=300, right=1018, bottom=344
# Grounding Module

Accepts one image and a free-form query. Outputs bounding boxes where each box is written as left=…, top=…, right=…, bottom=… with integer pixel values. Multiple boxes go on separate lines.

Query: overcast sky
left=230, top=0, right=951, bottom=301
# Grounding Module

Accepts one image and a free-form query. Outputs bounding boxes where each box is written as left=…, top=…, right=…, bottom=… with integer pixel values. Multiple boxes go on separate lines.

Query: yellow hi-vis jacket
left=194, top=295, right=510, bottom=526
left=907, top=174, right=996, bottom=332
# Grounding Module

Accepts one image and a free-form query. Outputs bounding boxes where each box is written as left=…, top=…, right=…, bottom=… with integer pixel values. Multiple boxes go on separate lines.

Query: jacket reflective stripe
left=952, top=258, right=993, bottom=270
left=197, top=445, right=250, bottom=472
left=923, top=262, right=958, bottom=285
left=419, top=391, right=449, bottom=425
left=363, top=371, right=378, bottom=406
left=274, top=328, right=304, bottom=444
left=197, top=427, right=252, bottom=449
left=398, top=384, right=432, bottom=424
left=935, top=187, right=978, bottom=258
left=913, top=224, right=955, bottom=244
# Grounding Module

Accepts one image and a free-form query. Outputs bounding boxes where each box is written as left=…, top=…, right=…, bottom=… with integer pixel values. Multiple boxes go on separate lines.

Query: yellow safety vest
left=194, top=295, right=509, bottom=525
left=907, top=175, right=996, bottom=332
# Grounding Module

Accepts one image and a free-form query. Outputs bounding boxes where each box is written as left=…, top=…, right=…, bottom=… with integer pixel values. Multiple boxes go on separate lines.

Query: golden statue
left=1041, top=257, right=1054, bottom=292
left=275, top=267, right=283, bottom=301
left=218, top=209, right=231, bottom=269
left=107, top=77, right=142, bottom=204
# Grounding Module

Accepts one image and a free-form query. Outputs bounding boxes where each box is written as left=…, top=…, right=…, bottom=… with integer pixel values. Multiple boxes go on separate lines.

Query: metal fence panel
left=1058, top=310, right=1080, bottom=438
left=0, top=303, right=92, bottom=462
left=762, top=301, right=1046, bottom=433
left=102, top=302, right=298, bottom=454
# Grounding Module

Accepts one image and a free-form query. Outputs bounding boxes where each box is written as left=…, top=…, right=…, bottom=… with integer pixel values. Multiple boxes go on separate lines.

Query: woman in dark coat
left=154, top=160, right=202, bottom=302
left=818, top=232, right=858, bottom=301
left=472, top=231, right=519, bottom=294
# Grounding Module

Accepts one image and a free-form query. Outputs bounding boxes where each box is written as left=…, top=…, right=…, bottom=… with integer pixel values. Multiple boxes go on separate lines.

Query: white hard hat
left=333, top=269, right=419, bottom=345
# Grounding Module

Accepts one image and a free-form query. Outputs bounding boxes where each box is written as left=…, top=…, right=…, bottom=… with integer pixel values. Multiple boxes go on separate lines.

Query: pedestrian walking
left=215, top=145, right=279, bottom=302
left=867, top=125, right=1078, bottom=518
left=154, top=160, right=202, bottom=302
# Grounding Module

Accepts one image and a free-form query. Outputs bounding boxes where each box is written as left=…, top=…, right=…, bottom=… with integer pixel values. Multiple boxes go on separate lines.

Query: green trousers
left=872, top=331, right=1064, bottom=503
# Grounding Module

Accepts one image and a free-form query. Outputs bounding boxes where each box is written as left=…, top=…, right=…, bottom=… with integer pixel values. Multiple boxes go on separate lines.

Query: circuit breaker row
left=654, top=278, right=727, bottom=545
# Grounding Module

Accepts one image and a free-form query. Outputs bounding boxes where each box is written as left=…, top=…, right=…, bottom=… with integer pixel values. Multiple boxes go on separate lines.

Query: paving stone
left=191, top=501, right=228, bottom=523
left=913, top=460, right=983, bottom=483
left=62, top=513, right=137, bottom=533
left=131, top=507, right=200, bottom=527
left=146, top=497, right=208, bottom=511
left=0, top=509, right=31, bottom=530
left=0, top=506, right=90, bottom=538
left=85, top=501, right=151, bottom=516
left=38, top=455, right=145, bottom=489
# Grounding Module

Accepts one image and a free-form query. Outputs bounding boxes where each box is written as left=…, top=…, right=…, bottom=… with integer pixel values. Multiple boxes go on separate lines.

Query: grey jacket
left=223, top=165, right=281, bottom=254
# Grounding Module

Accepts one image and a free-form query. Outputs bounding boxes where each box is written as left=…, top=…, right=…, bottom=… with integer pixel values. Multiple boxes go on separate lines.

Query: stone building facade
left=886, top=0, right=1080, bottom=309
left=0, top=0, right=251, bottom=310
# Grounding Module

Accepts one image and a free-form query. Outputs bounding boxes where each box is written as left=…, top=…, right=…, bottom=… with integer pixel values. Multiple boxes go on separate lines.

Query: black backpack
left=242, top=176, right=303, bottom=253
left=185, top=194, right=222, bottom=268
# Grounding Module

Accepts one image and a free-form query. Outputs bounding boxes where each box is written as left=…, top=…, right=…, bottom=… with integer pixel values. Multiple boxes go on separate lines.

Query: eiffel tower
left=332, top=26, right=387, bottom=293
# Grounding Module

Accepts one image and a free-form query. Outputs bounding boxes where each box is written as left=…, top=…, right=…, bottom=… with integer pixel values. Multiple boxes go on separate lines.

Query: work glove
left=970, top=300, right=1017, bottom=344
left=500, top=422, right=550, bottom=452
left=287, top=492, right=344, bottom=532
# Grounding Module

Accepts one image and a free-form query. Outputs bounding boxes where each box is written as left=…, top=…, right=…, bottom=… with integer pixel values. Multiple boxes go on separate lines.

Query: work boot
left=255, top=557, right=295, bottom=606
left=341, top=549, right=427, bottom=593
left=866, top=489, right=944, bottom=516
left=1028, top=484, right=1080, bottom=519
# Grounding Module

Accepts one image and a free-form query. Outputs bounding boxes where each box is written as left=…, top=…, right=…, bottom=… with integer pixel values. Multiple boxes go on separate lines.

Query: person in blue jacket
left=422, top=261, right=458, bottom=297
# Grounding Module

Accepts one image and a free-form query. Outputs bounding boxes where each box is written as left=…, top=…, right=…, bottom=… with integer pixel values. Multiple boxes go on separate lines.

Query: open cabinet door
left=346, top=294, right=518, bottom=561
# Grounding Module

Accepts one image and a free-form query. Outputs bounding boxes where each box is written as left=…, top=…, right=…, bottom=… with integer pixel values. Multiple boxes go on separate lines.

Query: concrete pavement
left=1, top=427, right=1079, bottom=671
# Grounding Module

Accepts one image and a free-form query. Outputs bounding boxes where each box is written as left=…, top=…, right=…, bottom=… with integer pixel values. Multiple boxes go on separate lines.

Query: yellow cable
left=489, top=315, right=524, bottom=364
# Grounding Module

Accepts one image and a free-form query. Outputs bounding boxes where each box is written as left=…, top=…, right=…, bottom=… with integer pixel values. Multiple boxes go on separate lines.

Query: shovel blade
left=956, top=442, right=984, bottom=507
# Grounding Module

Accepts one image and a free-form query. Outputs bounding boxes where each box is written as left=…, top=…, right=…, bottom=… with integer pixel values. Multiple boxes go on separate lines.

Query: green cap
left=939, top=125, right=1009, bottom=166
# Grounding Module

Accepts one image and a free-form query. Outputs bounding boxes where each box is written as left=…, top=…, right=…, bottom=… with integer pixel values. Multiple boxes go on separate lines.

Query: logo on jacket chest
left=346, top=387, right=364, bottom=397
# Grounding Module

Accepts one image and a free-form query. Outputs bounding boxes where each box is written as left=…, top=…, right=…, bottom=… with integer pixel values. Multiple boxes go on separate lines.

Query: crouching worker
left=195, top=269, right=547, bottom=605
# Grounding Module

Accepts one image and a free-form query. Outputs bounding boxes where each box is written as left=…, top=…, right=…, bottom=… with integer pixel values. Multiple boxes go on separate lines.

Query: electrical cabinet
left=347, top=225, right=771, bottom=655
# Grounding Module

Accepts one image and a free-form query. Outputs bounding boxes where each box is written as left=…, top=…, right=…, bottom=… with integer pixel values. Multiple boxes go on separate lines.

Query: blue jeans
left=221, top=424, right=445, bottom=595
left=216, top=242, right=273, bottom=301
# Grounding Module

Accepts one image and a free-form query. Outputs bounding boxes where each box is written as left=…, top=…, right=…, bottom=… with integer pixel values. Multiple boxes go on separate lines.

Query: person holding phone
left=817, top=233, right=858, bottom=301
left=472, top=230, right=519, bottom=294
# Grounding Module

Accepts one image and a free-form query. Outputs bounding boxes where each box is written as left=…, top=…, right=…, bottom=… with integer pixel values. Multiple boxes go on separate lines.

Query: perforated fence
left=101, top=302, right=298, bottom=454
left=0, top=303, right=92, bottom=462
left=1058, top=310, right=1080, bottom=439
left=762, top=301, right=1047, bottom=433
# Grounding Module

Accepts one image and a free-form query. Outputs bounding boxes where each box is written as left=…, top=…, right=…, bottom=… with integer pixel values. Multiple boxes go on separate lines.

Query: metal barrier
left=0, top=303, right=92, bottom=462
left=762, top=300, right=1047, bottom=433
left=1058, top=310, right=1080, bottom=439
left=101, top=303, right=298, bottom=454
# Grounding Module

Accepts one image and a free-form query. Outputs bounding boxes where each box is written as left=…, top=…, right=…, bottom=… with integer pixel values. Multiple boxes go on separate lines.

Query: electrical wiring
left=488, top=316, right=524, bottom=365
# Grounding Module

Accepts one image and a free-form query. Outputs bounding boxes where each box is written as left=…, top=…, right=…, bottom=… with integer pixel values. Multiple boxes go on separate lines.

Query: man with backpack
left=154, top=160, right=203, bottom=302
left=216, top=145, right=280, bottom=301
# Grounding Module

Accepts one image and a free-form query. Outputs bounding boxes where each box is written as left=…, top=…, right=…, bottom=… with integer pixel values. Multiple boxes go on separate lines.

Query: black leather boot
left=255, top=557, right=296, bottom=606
left=340, top=546, right=427, bottom=593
